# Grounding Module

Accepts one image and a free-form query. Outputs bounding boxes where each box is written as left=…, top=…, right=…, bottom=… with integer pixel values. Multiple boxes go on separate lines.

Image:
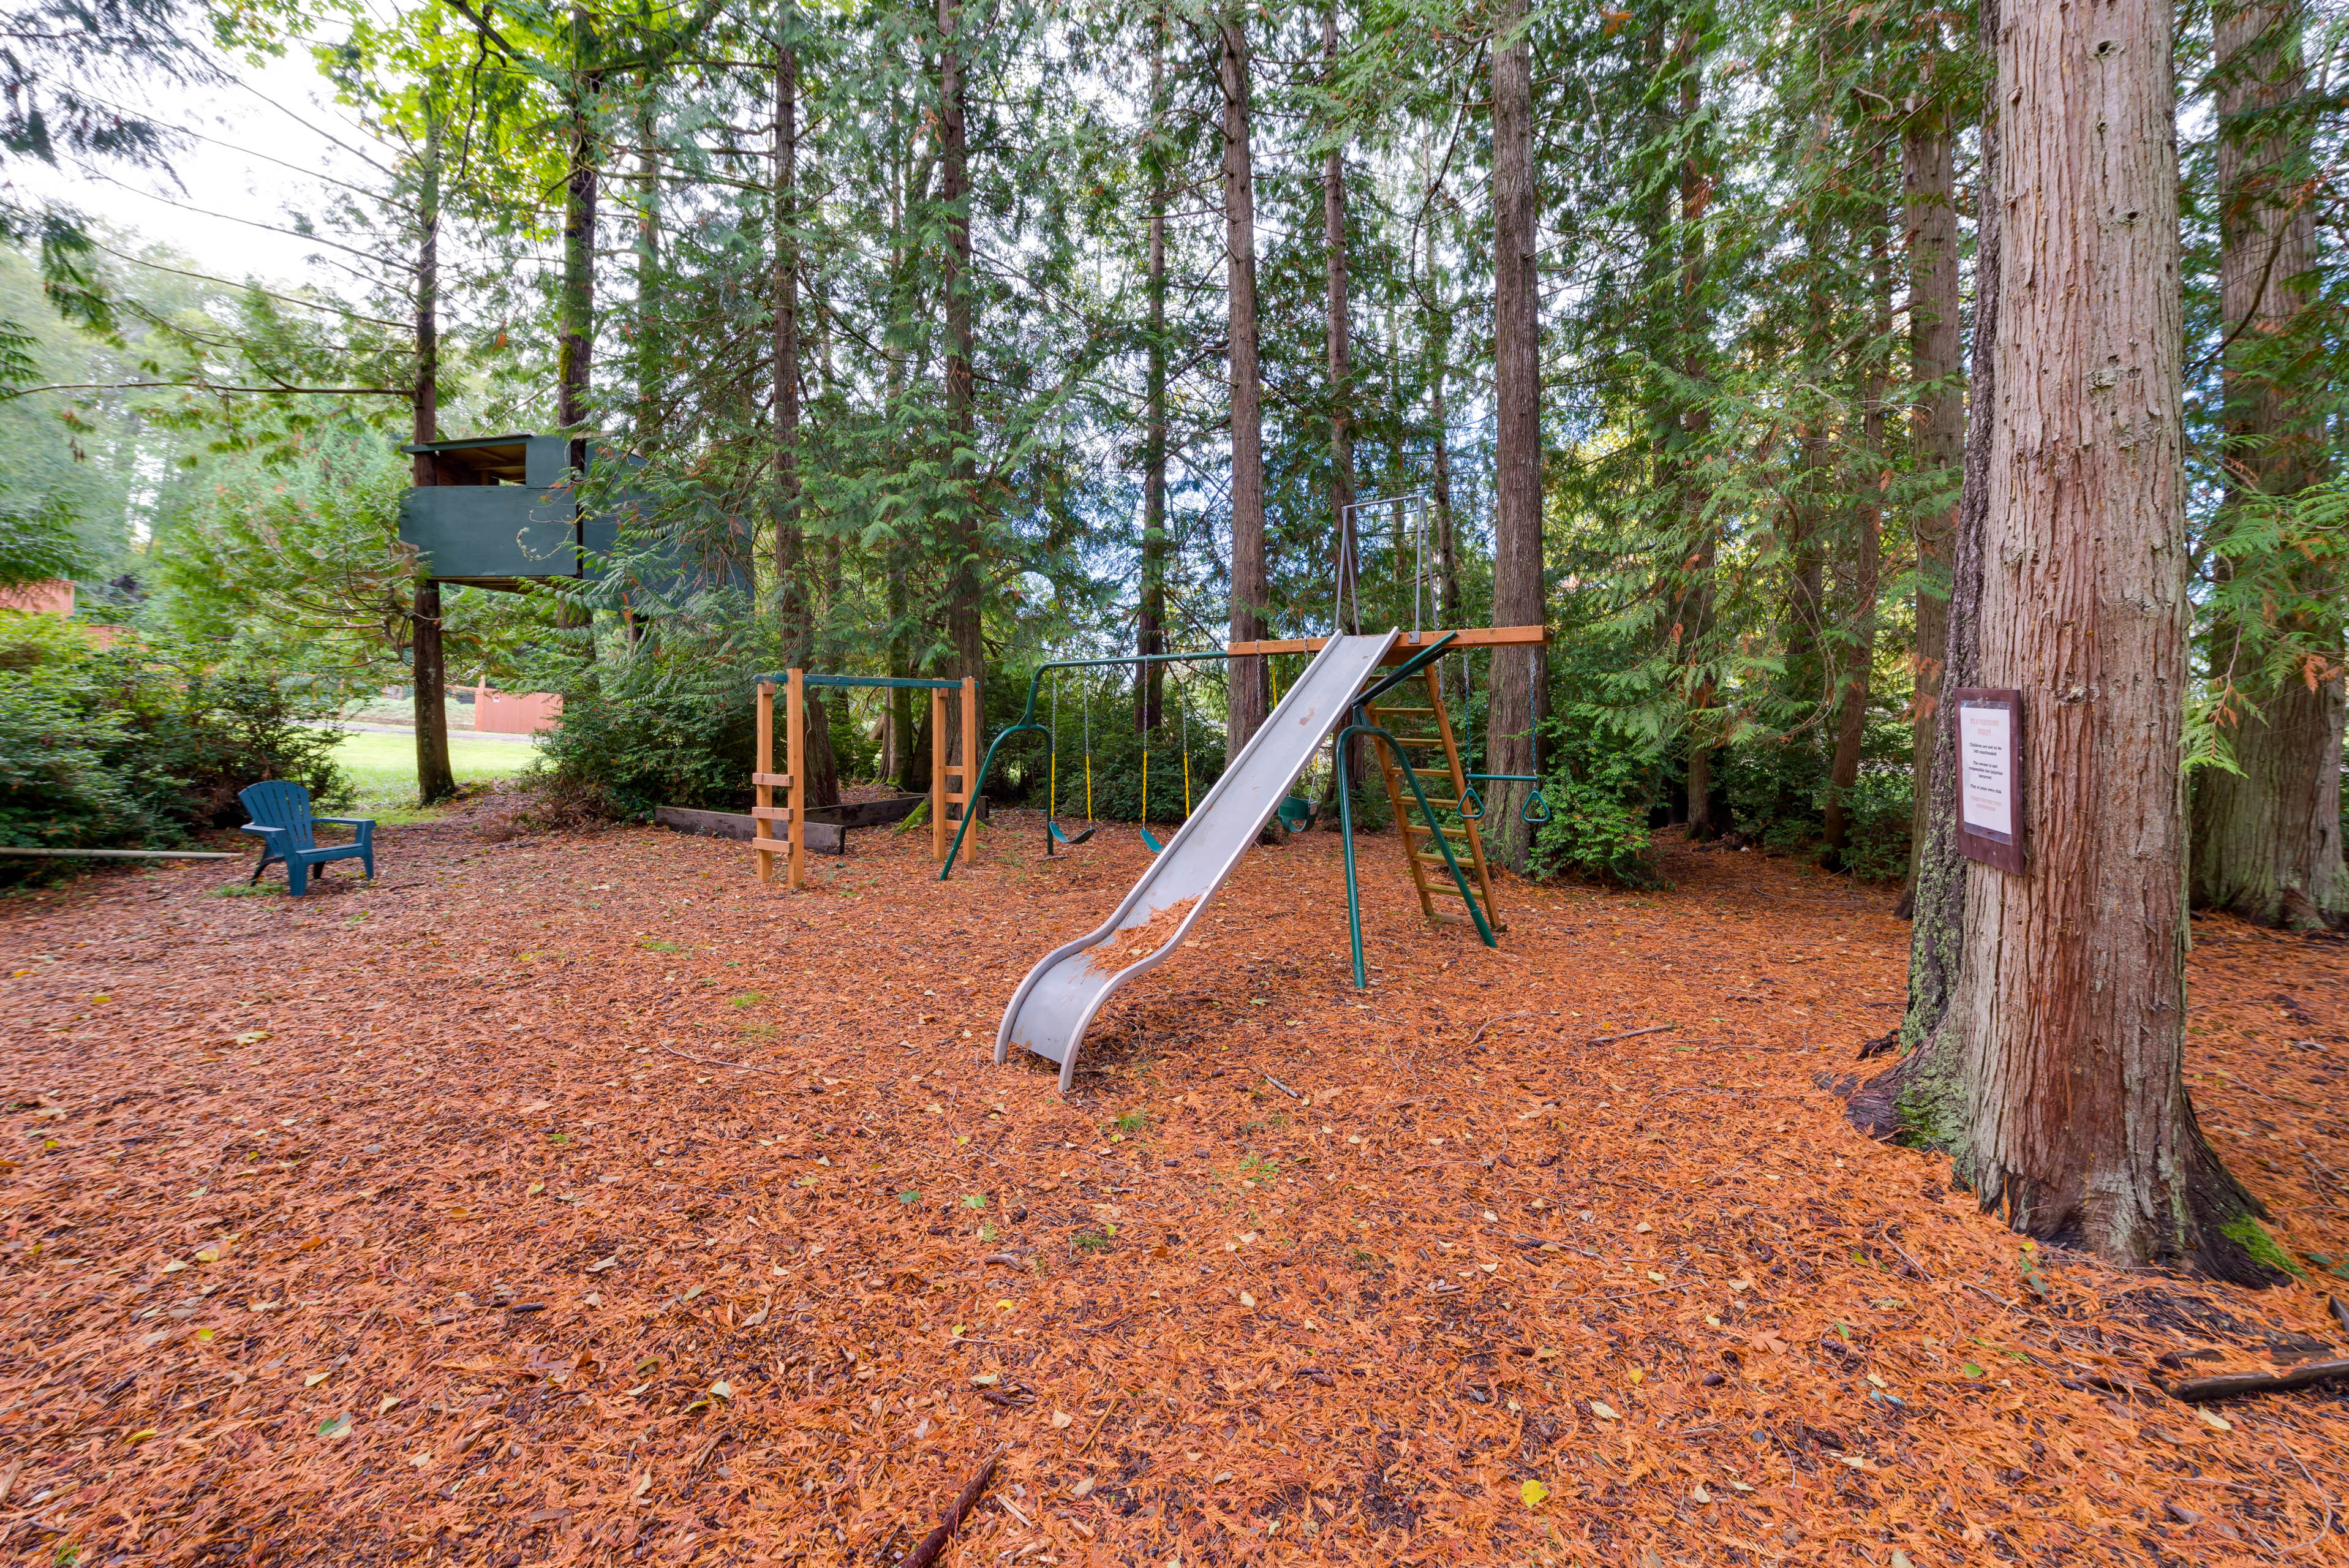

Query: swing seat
left=1276, top=795, right=1317, bottom=833
left=1139, top=824, right=1166, bottom=854
left=1049, top=820, right=1098, bottom=847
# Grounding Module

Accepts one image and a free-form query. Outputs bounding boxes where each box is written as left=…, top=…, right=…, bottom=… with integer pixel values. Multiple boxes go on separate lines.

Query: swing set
left=1043, top=666, right=1202, bottom=856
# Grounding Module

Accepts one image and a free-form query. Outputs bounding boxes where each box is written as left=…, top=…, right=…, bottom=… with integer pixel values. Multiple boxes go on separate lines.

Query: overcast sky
left=20, top=44, right=373, bottom=293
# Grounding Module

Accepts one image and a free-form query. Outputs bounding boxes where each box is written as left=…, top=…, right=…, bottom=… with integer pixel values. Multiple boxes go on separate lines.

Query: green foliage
left=1526, top=718, right=1661, bottom=888
left=526, top=594, right=767, bottom=818
left=0, top=613, right=345, bottom=866
left=1831, top=769, right=1916, bottom=884
left=0, top=492, right=91, bottom=589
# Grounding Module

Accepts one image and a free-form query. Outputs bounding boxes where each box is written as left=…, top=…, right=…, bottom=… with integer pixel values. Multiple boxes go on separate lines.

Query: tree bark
left=2189, top=0, right=2341, bottom=929
left=633, top=85, right=659, bottom=448
left=773, top=31, right=837, bottom=808
left=1939, top=0, right=2269, bottom=1278
left=1137, top=10, right=1169, bottom=733
left=1324, top=6, right=1355, bottom=636
left=1486, top=0, right=1541, bottom=867
left=1824, top=194, right=1890, bottom=856
left=558, top=6, right=600, bottom=447
left=1427, top=216, right=1459, bottom=628
left=411, top=89, right=455, bottom=807
left=1860, top=0, right=1997, bottom=1126
left=1902, top=103, right=1963, bottom=894
left=940, top=0, right=985, bottom=778
left=1221, top=16, right=1269, bottom=752
left=1673, top=20, right=1719, bottom=839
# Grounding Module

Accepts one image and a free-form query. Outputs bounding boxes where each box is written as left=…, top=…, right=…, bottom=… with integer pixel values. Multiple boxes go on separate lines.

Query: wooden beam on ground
left=1225, top=625, right=1548, bottom=661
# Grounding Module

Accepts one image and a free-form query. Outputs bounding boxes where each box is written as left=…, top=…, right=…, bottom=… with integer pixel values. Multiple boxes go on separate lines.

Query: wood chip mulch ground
left=4, top=791, right=2347, bottom=1566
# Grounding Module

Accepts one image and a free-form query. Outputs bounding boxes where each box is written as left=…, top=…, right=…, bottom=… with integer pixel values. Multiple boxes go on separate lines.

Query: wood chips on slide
left=2, top=787, right=2345, bottom=1565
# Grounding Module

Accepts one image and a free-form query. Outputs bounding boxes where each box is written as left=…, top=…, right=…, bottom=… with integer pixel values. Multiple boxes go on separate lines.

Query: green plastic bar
left=937, top=648, right=1233, bottom=880
left=1335, top=717, right=1496, bottom=990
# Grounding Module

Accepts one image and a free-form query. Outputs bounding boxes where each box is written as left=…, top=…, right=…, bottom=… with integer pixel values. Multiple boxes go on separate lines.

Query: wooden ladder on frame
left=1363, top=665, right=1504, bottom=933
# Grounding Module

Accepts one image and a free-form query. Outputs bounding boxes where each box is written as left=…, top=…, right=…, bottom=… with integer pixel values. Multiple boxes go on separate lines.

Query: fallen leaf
left=2198, top=1409, right=2231, bottom=1432
left=1692, top=1482, right=1712, bottom=1502
left=317, top=1414, right=353, bottom=1440
left=711, top=1380, right=733, bottom=1400
left=376, top=1396, right=401, bottom=1415
left=587, top=1256, right=617, bottom=1273
left=1051, top=1410, right=1073, bottom=1430
left=1590, top=1401, right=1619, bottom=1421
left=304, top=1372, right=330, bottom=1387
left=971, top=1371, right=1001, bottom=1386
left=1519, top=1478, right=1550, bottom=1507
left=1070, top=1476, right=1095, bottom=1498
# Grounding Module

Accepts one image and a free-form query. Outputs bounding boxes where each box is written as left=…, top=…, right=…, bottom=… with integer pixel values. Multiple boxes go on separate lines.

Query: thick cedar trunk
left=1940, top=0, right=2267, bottom=1277
left=772, top=39, right=837, bottom=808
left=940, top=0, right=985, bottom=777
left=1902, top=111, right=1962, bottom=893
left=411, top=97, right=456, bottom=807
left=1221, top=18, right=1269, bottom=752
left=1137, top=15, right=1168, bottom=733
left=1486, top=0, right=1540, bottom=867
left=2190, top=0, right=2341, bottom=929
left=1824, top=196, right=1890, bottom=856
left=1324, top=6, right=1355, bottom=634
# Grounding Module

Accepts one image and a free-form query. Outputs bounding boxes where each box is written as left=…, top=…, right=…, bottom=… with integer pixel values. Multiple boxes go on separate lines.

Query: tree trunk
left=1137, top=10, right=1169, bottom=733
left=1902, top=107, right=1962, bottom=896
left=772, top=34, right=837, bottom=808
left=1860, top=0, right=1999, bottom=1117
left=1939, top=0, right=2269, bottom=1278
left=2189, top=0, right=2341, bottom=929
left=1824, top=194, right=1890, bottom=857
left=1485, top=0, right=1541, bottom=867
left=411, top=94, right=456, bottom=808
left=1429, top=221, right=1459, bottom=630
left=1673, top=20, right=1720, bottom=839
left=940, top=0, right=985, bottom=778
left=1324, top=6, right=1355, bottom=636
left=559, top=6, right=600, bottom=446
left=633, top=86, right=659, bottom=448
left=1221, top=17, right=1269, bottom=752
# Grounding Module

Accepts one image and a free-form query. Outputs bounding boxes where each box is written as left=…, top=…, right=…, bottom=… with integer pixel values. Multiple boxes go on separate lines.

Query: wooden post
left=787, top=668, right=807, bottom=890
left=960, top=674, right=980, bottom=865
left=753, top=682, right=779, bottom=884
left=930, top=687, right=949, bottom=864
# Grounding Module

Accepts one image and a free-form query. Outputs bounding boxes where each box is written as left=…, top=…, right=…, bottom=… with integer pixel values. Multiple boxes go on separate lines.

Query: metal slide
left=997, top=631, right=1398, bottom=1091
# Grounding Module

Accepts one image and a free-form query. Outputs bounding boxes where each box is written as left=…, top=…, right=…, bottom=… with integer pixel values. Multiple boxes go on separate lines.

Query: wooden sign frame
left=1951, top=687, right=2026, bottom=874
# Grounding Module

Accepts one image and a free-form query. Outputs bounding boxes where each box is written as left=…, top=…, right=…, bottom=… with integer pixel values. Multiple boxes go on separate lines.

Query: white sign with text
left=1959, top=701, right=2015, bottom=837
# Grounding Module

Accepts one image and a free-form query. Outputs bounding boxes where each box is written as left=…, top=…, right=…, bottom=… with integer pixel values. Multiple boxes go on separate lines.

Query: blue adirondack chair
left=239, top=781, right=375, bottom=895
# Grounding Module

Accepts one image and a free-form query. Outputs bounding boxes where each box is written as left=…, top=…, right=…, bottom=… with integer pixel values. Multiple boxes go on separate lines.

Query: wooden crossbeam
left=1224, top=625, right=1547, bottom=660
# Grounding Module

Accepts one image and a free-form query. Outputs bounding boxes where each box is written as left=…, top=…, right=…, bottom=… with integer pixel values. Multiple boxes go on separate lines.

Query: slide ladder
left=997, top=631, right=1398, bottom=1090
left=1363, top=664, right=1504, bottom=933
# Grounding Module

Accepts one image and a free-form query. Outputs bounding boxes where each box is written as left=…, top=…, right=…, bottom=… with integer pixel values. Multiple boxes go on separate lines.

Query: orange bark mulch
left=3, top=796, right=2345, bottom=1566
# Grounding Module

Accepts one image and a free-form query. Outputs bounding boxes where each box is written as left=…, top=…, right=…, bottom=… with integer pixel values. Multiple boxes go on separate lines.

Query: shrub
left=0, top=614, right=346, bottom=864
left=1831, top=768, right=1915, bottom=883
left=528, top=618, right=763, bottom=819
left=1526, top=720, right=1662, bottom=887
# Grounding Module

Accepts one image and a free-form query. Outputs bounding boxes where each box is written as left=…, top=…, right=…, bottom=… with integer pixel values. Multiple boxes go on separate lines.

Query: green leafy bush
left=1526, top=720, right=1661, bottom=886
left=0, top=613, right=346, bottom=864
left=1831, top=769, right=1915, bottom=883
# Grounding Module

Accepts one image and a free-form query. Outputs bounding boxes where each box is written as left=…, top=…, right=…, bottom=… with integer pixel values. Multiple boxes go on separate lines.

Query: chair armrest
left=313, top=817, right=375, bottom=830
left=238, top=823, right=288, bottom=841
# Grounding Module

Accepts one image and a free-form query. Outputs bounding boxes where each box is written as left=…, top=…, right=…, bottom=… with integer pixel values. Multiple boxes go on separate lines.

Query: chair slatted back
left=238, top=781, right=318, bottom=853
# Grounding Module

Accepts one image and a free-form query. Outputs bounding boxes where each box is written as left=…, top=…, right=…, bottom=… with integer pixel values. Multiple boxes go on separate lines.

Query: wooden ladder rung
left=750, top=805, right=793, bottom=822
left=752, top=772, right=794, bottom=788
left=1374, top=706, right=1436, bottom=717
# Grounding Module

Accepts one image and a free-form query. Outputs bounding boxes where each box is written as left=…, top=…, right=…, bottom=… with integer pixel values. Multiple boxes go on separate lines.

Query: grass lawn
left=328, top=729, right=541, bottom=817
